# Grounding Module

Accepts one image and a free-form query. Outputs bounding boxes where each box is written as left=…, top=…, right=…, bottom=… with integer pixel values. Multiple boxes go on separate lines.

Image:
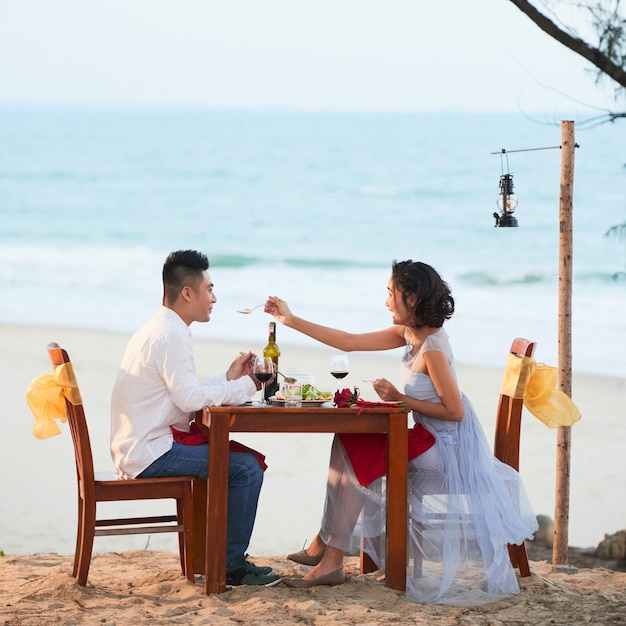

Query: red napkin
left=338, top=425, right=435, bottom=487
left=171, top=422, right=267, bottom=471
left=334, top=386, right=435, bottom=485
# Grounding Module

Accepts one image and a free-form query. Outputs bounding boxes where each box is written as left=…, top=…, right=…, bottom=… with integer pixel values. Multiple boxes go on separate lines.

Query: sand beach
left=2, top=323, right=625, bottom=624
left=2, top=550, right=626, bottom=625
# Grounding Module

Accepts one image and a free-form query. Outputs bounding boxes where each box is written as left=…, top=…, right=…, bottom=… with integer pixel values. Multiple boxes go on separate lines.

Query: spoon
left=237, top=304, right=264, bottom=314
left=278, top=371, right=297, bottom=383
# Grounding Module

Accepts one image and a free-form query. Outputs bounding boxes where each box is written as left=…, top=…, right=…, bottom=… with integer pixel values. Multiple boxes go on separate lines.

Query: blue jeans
left=138, top=442, right=264, bottom=566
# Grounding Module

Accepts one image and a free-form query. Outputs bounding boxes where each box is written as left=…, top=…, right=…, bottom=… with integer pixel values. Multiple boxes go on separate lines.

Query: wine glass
left=253, top=356, right=274, bottom=406
left=330, top=353, right=349, bottom=389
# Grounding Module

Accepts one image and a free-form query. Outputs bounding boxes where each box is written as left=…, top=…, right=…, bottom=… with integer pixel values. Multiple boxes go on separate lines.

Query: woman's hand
left=372, top=378, right=403, bottom=402
left=264, top=296, right=293, bottom=324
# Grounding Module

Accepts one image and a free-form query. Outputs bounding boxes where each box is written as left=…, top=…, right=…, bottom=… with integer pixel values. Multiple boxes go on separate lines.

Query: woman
left=265, top=260, right=537, bottom=605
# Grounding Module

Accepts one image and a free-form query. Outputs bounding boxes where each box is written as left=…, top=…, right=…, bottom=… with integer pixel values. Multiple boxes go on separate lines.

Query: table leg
left=204, top=411, right=231, bottom=594
left=385, top=412, right=408, bottom=590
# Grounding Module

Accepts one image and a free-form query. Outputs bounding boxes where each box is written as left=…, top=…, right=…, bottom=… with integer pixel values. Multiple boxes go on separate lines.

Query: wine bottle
left=263, top=321, right=280, bottom=400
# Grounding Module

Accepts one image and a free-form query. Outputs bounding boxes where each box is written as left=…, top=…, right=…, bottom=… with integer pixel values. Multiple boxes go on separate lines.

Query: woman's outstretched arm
left=264, top=296, right=405, bottom=352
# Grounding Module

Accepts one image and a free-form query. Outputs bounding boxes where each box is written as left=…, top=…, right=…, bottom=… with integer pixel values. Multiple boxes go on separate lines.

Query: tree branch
left=508, top=0, right=626, bottom=88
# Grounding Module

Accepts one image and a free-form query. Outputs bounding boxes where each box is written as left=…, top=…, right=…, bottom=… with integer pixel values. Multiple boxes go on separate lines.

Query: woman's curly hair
left=391, top=260, right=455, bottom=328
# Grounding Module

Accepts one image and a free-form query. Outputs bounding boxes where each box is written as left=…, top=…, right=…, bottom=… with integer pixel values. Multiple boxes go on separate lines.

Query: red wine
left=331, top=371, right=348, bottom=380
left=255, top=372, right=273, bottom=383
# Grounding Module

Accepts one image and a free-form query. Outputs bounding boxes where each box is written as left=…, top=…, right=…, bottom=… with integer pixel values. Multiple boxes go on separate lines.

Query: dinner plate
left=270, top=397, right=333, bottom=406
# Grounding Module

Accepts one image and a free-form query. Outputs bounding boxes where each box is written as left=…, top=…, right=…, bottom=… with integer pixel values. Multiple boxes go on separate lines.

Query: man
left=111, top=249, right=280, bottom=587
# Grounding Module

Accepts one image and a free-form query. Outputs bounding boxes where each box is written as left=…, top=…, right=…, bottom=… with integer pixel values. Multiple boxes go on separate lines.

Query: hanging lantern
left=493, top=173, right=518, bottom=227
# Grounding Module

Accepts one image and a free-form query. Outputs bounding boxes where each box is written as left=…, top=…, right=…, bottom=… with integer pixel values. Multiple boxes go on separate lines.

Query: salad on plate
left=274, top=384, right=333, bottom=401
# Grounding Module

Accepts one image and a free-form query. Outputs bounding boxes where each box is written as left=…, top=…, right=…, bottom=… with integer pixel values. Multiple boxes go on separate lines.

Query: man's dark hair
left=162, top=250, right=209, bottom=304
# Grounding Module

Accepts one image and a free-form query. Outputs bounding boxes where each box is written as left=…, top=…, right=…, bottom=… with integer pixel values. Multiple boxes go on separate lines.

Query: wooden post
left=553, top=120, right=575, bottom=566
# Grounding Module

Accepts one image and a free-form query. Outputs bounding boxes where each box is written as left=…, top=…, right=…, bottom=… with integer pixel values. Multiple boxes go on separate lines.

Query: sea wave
left=459, top=271, right=546, bottom=286
left=1, top=241, right=621, bottom=287
left=457, top=269, right=626, bottom=286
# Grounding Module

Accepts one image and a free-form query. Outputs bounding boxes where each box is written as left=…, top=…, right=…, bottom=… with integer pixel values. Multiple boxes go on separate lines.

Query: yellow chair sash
left=26, top=362, right=83, bottom=439
left=500, top=353, right=581, bottom=429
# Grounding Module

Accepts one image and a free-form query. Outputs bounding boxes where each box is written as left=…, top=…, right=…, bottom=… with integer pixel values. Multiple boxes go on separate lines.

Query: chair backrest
left=493, top=338, right=536, bottom=472
left=47, top=342, right=97, bottom=501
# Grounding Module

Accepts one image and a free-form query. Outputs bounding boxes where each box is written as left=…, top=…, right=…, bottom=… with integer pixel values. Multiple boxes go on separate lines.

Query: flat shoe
left=287, top=548, right=325, bottom=566
left=282, top=569, right=346, bottom=588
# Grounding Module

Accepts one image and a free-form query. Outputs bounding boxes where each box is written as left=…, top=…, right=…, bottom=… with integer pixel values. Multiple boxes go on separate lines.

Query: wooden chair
left=47, top=342, right=196, bottom=586
left=493, top=336, right=536, bottom=577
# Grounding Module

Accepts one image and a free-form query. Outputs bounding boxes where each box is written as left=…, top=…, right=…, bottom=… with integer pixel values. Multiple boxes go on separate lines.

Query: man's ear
left=181, top=286, right=194, bottom=302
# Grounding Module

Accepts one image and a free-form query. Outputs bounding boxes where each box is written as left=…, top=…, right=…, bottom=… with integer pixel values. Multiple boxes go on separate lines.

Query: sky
left=0, top=0, right=623, bottom=116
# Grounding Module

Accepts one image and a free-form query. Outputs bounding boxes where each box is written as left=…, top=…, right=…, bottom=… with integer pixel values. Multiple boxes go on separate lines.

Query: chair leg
left=178, top=484, right=195, bottom=583
left=191, top=479, right=207, bottom=575
left=176, top=498, right=185, bottom=575
left=508, top=542, right=531, bottom=577
left=75, top=500, right=96, bottom=586
left=73, top=495, right=85, bottom=578
left=360, top=550, right=377, bottom=574
left=413, top=526, right=423, bottom=579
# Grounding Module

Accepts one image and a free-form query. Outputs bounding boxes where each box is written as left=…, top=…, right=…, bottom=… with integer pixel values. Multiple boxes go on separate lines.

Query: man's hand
left=226, top=350, right=257, bottom=381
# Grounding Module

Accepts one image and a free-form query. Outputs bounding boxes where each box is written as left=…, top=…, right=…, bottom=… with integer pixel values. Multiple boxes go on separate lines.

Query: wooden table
left=194, top=404, right=410, bottom=595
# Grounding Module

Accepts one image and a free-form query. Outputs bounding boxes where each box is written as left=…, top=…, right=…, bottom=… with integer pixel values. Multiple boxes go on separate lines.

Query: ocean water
left=2, top=107, right=625, bottom=558
left=1, top=106, right=625, bottom=378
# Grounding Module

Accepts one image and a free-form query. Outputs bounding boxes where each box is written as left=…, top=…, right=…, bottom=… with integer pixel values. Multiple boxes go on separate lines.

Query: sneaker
left=226, top=556, right=281, bottom=587
left=244, top=555, right=273, bottom=575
